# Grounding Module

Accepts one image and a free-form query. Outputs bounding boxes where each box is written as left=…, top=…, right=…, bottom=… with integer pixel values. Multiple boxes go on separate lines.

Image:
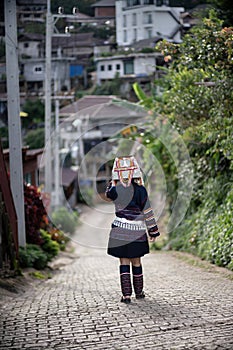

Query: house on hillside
left=18, top=33, right=45, bottom=59
left=59, top=95, right=147, bottom=151
left=17, top=0, right=47, bottom=24
left=52, top=33, right=113, bottom=89
left=20, top=57, right=71, bottom=97
left=92, top=0, right=116, bottom=26
left=94, top=51, right=162, bottom=86
left=59, top=95, right=147, bottom=193
left=3, top=147, right=43, bottom=187
left=115, top=0, right=184, bottom=46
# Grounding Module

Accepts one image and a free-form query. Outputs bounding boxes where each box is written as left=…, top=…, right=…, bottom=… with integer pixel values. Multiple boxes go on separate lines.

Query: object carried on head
left=112, top=156, right=143, bottom=187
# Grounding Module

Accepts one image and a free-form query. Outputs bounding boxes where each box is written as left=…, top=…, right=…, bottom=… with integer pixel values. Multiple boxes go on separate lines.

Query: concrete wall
left=116, top=1, right=184, bottom=46
left=95, top=53, right=157, bottom=84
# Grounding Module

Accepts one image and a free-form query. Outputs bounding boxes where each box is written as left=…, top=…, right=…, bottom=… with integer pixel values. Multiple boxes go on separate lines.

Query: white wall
left=95, top=53, right=157, bottom=84
left=116, top=1, right=184, bottom=46
left=18, top=41, right=41, bottom=58
left=23, top=60, right=70, bottom=91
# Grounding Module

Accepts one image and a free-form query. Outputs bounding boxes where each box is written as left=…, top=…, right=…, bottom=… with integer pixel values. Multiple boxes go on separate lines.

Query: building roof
left=68, top=100, right=147, bottom=125
left=92, top=0, right=115, bottom=7
left=17, top=0, right=47, bottom=5
left=74, top=101, right=146, bottom=121
left=18, top=33, right=45, bottom=41
left=60, top=95, right=117, bottom=116
left=52, top=33, right=105, bottom=49
left=130, top=36, right=162, bottom=50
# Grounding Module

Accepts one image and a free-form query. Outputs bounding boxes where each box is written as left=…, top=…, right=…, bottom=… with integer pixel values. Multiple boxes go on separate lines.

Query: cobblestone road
left=0, top=203, right=233, bottom=349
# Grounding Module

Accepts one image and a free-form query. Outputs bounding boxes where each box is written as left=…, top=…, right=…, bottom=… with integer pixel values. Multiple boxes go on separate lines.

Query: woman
left=106, top=156, right=160, bottom=304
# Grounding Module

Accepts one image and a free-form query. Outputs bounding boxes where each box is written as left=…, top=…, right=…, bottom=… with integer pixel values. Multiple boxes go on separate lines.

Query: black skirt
left=107, top=239, right=149, bottom=258
left=107, top=226, right=150, bottom=258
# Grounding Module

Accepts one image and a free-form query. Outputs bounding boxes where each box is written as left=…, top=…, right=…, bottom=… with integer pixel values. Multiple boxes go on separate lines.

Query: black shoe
left=136, top=291, right=145, bottom=299
left=121, top=296, right=131, bottom=304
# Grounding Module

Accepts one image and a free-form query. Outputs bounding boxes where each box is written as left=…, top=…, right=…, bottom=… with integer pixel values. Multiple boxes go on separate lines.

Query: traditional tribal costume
left=106, top=156, right=160, bottom=301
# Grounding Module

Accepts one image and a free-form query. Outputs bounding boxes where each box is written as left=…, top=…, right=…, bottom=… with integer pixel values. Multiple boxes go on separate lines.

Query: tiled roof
left=130, top=37, right=162, bottom=50
left=92, top=0, right=115, bottom=7
left=18, top=33, right=45, bottom=41
left=74, top=101, right=146, bottom=121
left=52, top=33, right=105, bottom=48
left=60, top=95, right=117, bottom=116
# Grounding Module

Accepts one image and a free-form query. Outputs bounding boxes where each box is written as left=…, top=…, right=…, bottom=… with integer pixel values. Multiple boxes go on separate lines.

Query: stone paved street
left=0, top=203, right=233, bottom=349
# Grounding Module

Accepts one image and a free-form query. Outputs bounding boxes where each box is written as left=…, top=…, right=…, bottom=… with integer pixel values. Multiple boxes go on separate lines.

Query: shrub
left=19, top=244, right=48, bottom=270
left=169, top=184, right=233, bottom=271
left=78, top=186, right=94, bottom=206
left=51, top=207, right=79, bottom=234
left=49, top=227, right=69, bottom=251
left=24, top=128, right=44, bottom=149
left=24, top=184, right=47, bottom=245
left=40, top=229, right=60, bottom=261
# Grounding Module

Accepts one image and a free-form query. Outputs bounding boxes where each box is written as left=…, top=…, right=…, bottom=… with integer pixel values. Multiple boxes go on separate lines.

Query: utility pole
left=44, top=0, right=52, bottom=196
left=4, top=0, right=26, bottom=246
left=54, top=68, right=60, bottom=207
left=44, top=3, right=91, bottom=209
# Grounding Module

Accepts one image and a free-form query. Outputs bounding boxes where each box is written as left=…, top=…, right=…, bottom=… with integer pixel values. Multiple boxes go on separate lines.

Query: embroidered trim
left=113, top=217, right=146, bottom=231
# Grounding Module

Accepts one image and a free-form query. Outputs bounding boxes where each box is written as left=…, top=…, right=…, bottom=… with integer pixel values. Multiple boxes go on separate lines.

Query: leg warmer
left=132, top=265, right=143, bottom=296
left=120, top=265, right=132, bottom=297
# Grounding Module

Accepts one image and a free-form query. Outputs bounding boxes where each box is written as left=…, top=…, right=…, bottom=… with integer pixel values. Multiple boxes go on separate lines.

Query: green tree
left=22, top=99, right=44, bottom=129
left=209, top=0, right=233, bottom=26
left=24, top=128, right=44, bottom=149
left=134, top=11, right=233, bottom=269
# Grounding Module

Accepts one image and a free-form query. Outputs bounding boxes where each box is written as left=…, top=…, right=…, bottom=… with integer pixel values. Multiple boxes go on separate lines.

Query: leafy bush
left=24, top=184, right=47, bottom=245
left=169, top=182, right=233, bottom=270
left=24, top=128, right=44, bottom=149
left=40, top=229, right=60, bottom=261
left=51, top=207, right=79, bottom=234
left=78, top=186, right=94, bottom=206
left=19, top=244, right=48, bottom=270
left=49, top=227, right=70, bottom=251
left=134, top=12, right=233, bottom=271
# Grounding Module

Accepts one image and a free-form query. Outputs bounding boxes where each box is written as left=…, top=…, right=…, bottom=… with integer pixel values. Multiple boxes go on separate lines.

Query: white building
left=116, top=0, right=184, bottom=46
left=95, top=52, right=160, bottom=85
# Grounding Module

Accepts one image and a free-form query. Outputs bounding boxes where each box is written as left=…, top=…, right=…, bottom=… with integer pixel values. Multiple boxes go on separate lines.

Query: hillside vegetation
left=135, top=11, right=233, bottom=270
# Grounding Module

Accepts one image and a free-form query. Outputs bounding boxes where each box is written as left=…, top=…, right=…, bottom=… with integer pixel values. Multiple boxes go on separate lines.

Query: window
left=100, top=65, right=105, bottom=71
left=148, top=13, right=152, bottom=24
left=108, top=65, right=112, bottom=71
left=124, top=60, right=134, bottom=75
left=24, top=43, right=29, bottom=48
left=123, top=30, right=127, bottom=43
left=34, top=66, right=43, bottom=73
left=133, top=29, right=137, bottom=42
left=116, top=64, right=121, bottom=70
left=123, top=15, right=127, bottom=28
left=132, top=13, right=137, bottom=26
left=156, top=0, right=168, bottom=5
left=144, top=12, right=153, bottom=24
left=146, top=28, right=153, bottom=38
left=127, top=0, right=140, bottom=6
left=144, top=0, right=154, bottom=4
